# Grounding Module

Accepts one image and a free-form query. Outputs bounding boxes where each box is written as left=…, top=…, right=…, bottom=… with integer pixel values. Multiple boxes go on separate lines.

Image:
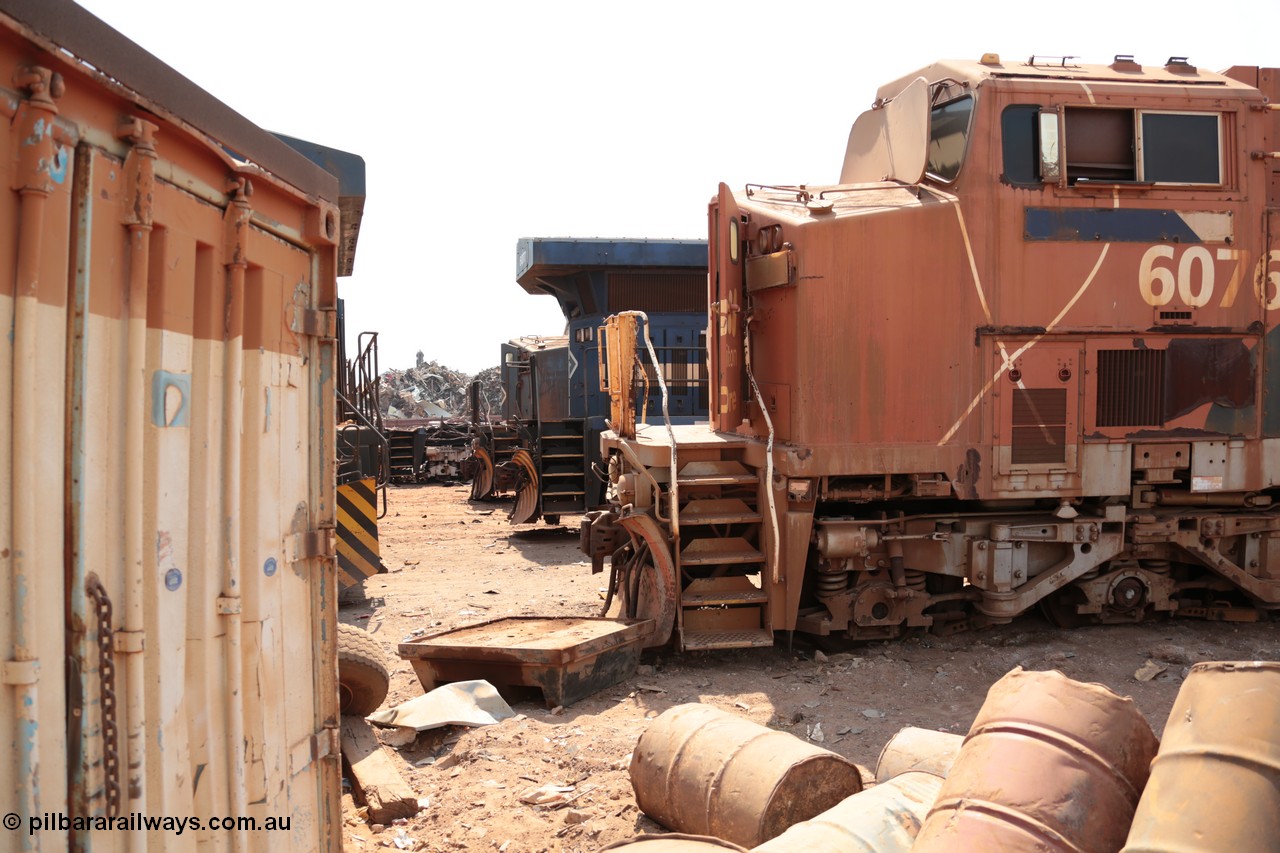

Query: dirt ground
left=338, top=483, right=1278, bottom=852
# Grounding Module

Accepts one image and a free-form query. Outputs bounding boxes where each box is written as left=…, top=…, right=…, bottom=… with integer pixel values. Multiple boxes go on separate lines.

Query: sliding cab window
left=927, top=95, right=975, bottom=183
left=1062, top=108, right=1222, bottom=186
left=1140, top=112, right=1221, bottom=184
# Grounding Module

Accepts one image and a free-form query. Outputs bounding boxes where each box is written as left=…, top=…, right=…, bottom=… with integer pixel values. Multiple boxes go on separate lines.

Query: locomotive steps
left=674, top=458, right=774, bottom=650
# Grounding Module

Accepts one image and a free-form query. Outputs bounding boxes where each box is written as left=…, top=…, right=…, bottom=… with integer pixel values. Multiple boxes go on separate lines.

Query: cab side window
left=1065, top=108, right=1135, bottom=182
left=1062, top=108, right=1222, bottom=186
left=1141, top=112, right=1221, bottom=184
left=1001, top=104, right=1041, bottom=186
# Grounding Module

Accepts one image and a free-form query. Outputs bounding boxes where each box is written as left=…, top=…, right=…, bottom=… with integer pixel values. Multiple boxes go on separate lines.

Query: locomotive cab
left=588, top=56, right=1280, bottom=650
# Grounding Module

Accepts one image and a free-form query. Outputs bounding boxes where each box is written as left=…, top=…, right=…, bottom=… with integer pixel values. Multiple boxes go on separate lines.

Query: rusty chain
left=84, top=575, right=121, bottom=817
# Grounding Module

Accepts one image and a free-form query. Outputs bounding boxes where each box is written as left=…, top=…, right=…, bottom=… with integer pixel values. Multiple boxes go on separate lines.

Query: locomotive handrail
left=597, top=325, right=608, bottom=392
left=817, top=182, right=916, bottom=199
left=745, top=183, right=810, bottom=202
left=617, top=311, right=680, bottom=538
left=743, top=323, right=780, bottom=582
left=336, top=390, right=391, bottom=518
left=617, top=440, right=670, bottom=526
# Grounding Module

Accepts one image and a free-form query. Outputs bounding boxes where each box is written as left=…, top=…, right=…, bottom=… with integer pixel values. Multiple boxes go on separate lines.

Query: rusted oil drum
left=752, top=770, right=944, bottom=853
left=629, top=703, right=864, bottom=847
left=874, top=726, right=964, bottom=782
left=599, top=834, right=748, bottom=852
left=1122, top=661, right=1280, bottom=852
left=912, top=667, right=1159, bottom=853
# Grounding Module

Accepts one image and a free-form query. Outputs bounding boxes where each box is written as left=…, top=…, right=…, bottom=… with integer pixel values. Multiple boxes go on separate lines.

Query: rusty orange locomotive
left=582, top=55, right=1280, bottom=650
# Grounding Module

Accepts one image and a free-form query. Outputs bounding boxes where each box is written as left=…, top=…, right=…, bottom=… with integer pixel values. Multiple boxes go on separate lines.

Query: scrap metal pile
left=380, top=358, right=503, bottom=420
left=607, top=662, right=1280, bottom=852
left=377, top=358, right=506, bottom=484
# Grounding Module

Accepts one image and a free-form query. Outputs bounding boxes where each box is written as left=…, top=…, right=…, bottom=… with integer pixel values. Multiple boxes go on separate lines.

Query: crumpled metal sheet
left=365, top=679, right=514, bottom=731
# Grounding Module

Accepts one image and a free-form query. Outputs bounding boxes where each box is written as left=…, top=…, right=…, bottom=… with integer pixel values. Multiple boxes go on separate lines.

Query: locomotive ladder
left=672, top=454, right=774, bottom=650
left=537, top=418, right=587, bottom=519
left=386, top=429, right=420, bottom=481
left=490, top=429, right=521, bottom=468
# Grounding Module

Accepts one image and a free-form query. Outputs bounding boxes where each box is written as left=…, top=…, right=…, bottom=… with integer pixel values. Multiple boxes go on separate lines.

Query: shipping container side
left=0, top=4, right=343, bottom=851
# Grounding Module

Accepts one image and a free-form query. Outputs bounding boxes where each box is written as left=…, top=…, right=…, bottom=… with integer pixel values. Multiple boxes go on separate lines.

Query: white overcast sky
left=76, top=0, right=1273, bottom=374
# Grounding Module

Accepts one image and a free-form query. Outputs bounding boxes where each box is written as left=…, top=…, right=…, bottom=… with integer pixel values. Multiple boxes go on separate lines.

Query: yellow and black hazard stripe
left=336, top=477, right=385, bottom=588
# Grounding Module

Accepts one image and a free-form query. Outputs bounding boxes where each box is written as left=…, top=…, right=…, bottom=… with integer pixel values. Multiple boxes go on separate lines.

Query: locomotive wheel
left=469, top=446, right=494, bottom=500
left=614, top=517, right=678, bottom=649
left=617, top=540, right=675, bottom=649
left=508, top=449, right=540, bottom=524
left=337, top=623, right=391, bottom=716
left=1039, top=586, right=1091, bottom=629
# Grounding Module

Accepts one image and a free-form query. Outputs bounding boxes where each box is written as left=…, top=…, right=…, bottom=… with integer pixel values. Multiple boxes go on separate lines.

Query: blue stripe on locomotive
left=1024, top=208, right=1207, bottom=242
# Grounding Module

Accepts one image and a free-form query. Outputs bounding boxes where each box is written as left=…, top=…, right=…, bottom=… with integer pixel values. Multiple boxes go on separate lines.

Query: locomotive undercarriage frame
left=806, top=502, right=1280, bottom=639
left=586, top=442, right=1280, bottom=644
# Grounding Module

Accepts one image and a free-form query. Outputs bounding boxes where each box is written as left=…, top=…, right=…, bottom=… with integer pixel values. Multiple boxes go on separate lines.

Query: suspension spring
left=1141, top=559, right=1172, bottom=575
left=816, top=572, right=848, bottom=596
left=904, top=569, right=927, bottom=592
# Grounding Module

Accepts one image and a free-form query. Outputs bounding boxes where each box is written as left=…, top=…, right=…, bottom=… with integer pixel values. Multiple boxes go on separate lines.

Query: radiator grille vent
left=1096, top=349, right=1165, bottom=427
left=1011, top=388, right=1067, bottom=464
left=608, top=273, right=707, bottom=313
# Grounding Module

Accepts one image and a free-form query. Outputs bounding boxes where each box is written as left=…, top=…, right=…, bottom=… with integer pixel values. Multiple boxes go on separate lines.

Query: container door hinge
left=289, top=723, right=341, bottom=776
left=291, top=306, right=337, bottom=339
left=112, top=630, right=145, bottom=653
left=2, top=659, right=39, bottom=684
left=289, top=528, right=336, bottom=564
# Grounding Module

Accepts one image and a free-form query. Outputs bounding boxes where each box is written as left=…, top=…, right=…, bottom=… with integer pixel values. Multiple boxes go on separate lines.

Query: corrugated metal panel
left=608, top=272, right=708, bottom=313
left=0, top=10, right=341, bottom=853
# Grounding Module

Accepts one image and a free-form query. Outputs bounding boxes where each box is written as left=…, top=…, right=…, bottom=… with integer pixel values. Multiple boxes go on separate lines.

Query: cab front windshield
left=926, top=93, right=975, bottom=182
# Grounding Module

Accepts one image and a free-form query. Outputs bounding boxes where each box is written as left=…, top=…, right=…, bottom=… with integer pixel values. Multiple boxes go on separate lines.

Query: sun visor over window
left=840, top=76, right=929, bottom=185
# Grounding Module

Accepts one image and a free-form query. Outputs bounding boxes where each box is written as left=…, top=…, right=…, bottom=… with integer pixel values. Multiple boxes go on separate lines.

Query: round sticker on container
left=264, top=557, right=278, bottom=577
left=164, top=568, right=183, bottom=591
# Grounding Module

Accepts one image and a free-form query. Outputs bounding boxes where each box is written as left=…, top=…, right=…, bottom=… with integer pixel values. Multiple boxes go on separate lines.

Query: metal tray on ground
left=398, top=617, right=653, bottom=708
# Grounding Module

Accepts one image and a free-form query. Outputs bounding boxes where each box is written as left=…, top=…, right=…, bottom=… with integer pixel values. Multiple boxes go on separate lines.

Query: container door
left=63, top=140, right=341, bottom=853
left=2, top=19, right=341, bottom=853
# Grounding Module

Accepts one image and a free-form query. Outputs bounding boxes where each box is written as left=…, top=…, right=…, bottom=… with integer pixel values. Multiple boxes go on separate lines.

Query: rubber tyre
left=337, top=622, right=391, bottom=716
